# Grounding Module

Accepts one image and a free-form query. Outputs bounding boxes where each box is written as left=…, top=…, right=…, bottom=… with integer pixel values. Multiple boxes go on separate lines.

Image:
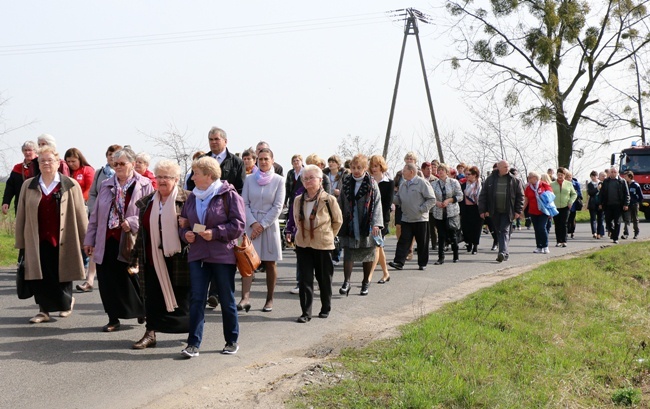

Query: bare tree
left=0, top=92, right=36, bottom=175
left=138, top=124, right=202, bottom=183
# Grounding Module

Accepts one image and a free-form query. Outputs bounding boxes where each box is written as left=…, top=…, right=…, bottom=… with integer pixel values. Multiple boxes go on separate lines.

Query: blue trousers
left=491, top=212, right=513, bottom=256
left=187, top=261, right=238, bottom=348
left=530, top=214, right=550, bottom=248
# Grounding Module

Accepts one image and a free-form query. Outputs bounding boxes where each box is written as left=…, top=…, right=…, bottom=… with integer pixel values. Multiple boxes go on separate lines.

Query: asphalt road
left=1, top=222, right=648, bottom=409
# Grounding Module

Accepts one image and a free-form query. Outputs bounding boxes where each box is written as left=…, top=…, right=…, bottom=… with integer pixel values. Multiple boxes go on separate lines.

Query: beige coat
left=293, top=191, right=343, bottom=250
left=15, top=174, right=88, bottom=282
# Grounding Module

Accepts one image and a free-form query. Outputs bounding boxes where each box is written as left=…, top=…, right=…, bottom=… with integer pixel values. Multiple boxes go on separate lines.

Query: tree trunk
left=556, top=117, right=574, bottom=169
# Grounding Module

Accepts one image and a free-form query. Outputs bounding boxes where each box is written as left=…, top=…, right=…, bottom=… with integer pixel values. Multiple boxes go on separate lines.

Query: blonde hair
left=404, top=151, right=418, bottom=163
left=38, top=145, right=59, bottom=161
left=369, top=155, right=388, bottom=173
left=350, top=153, right=368, bottom=169
left=192, top=156, right=221, bottom=180
left=154, top=159, right=181, bottom=179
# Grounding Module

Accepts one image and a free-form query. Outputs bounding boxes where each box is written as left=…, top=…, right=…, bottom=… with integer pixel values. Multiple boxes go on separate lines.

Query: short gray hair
left=37, top=134, right=57, bottom=149
left=113, top=147, right=137, bottom=163
left=22, top=140, right=37, bottom=151
left=208, top=127, right=227, bottom=141
left=301, top=164, right=323, bottom=180
left=404, top=162, right=418, bottom=173
left=154, top=159, right=181, bottom=179
left=135, top=152, right=151, bottom=165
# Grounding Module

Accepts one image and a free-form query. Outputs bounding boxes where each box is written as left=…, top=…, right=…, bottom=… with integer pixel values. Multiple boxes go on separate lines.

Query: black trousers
left=461, top=205, right=482, bottom=246
left=296, top=246, right=333, bottom=319
left=427, top=212, right=437, bottom=249
left=394, top=221, right=429, bottom=267
left=553, top=207, right=570, bottom=244
left=605, top=205, right=624, bottom=241
left=435, top=218, right=459, bottom=260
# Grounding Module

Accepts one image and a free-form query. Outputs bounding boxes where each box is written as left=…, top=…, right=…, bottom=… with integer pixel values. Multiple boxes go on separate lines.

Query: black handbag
left=16, top=253, right=33, bottom=300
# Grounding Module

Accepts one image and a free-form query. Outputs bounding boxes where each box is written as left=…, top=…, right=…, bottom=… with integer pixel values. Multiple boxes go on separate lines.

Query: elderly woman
left=179, top=156, right=245, bottom=358
left=550, top=167, right=577, bottom=247
left=76, top=144, right=122, bottom=294
left=3, top=141, right=39, bottom=216
left=135, top=152, right=158, bottom=189
left=239, top=148, right=286, bottom=313
left=288, top=165, right=342, bottom=323
left=36, top=134, right=70, bottom=176
left=84, top=147, right=153, bottom=332
left=523, top=171, right=554, bottom=254
left=129, top=160, right=190, bottom=349
left=15, top=145, right=88, bottom=323
left=369, top=154, right=394, bottom=283
left=337, top=154, right=383, bottom=296
left=431, top=163, right=463, bottom=264
left=460, top=166, right=482, bottom=254
left=64, top=148, right=95, bottom=203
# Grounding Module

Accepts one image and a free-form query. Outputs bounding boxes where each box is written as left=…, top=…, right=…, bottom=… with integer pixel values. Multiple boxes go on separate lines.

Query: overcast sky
left=0, top=1, right=635, bottom=178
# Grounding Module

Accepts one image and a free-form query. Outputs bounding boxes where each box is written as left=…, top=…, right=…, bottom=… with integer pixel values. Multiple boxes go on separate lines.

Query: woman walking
left=460, top=166, right=482, bottom=255
left=289, top=164, right=343, bottom=322
left=84, top=147, right=153, bottom=332
left=369, top=154, right=394, bottom=283
left=550, top=168, right=577, bottom=247
left=523, top=171, right=555, bottom=254
left=15, top=145, right=88, bottom=323
left=587, top=170, right=605, bottom=239
left=337, top=154, right=383, bottom=296
left=239, top=148, right=286, bottom=313
left=431, top=164, right=463, bottom=264
left=130, top=160, right=190, bottom=349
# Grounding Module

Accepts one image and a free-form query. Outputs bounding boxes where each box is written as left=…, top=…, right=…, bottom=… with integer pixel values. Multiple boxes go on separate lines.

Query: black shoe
left=418, top=265, right=426, bottom=271
left=296, top=315, right=311, bottom=323
left=634, top=234, right=638, bottom=239
left=504, top=254, right=509, bottom=261
left=471, top=245, right=477, bottom=255
left=466, top=244, right=472, bottom=252
left=432, top=245, right=438, bottom=251
left=318, top=311, right=329, bottom=319
left=433, top=259, right=444, bottom=265
left=496, top=253, right=505, bottom=263
left=388, top=262, right=403, bottom=270
left=360, top=282, right=369, bottom=296
left=339, top=281, right=351, bottom=296
left=377, top=276, right=391, bottom=284
left=207, top=295, right=219, bottom=308
left=237, top=303, right=251, bottom=313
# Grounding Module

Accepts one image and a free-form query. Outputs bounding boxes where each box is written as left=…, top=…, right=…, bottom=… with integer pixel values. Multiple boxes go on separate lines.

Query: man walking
left=599, top=167, right=630, bottom=244
left=389, top=163, right=436, bottom=270
left=478, top=160, right=524, bottom=262
left=622, top=171, right=642, bottom=240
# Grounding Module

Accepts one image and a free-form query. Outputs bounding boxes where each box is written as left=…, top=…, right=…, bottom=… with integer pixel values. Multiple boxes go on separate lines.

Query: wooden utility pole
left=383, top=8, right=444, bottom=163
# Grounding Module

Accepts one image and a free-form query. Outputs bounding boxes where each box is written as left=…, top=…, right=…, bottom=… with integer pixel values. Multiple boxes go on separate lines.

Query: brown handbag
left=234, top=233, right=261, bottom=277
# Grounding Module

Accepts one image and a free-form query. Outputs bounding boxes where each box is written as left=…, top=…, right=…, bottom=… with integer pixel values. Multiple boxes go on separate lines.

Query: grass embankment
left=0, top=182, right=18, bottom=265
left=294, top=242, right=650, bottom=408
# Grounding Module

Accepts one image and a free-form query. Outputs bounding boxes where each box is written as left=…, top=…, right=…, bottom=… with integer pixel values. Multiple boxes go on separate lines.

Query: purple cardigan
left=84, top=172, right=154, bottom=264
left=180, top=182, right=245, bottom=264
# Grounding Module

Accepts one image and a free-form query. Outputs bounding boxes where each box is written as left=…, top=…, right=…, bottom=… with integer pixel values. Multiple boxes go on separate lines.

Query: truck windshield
left=622, top=154, right=650, bottom=174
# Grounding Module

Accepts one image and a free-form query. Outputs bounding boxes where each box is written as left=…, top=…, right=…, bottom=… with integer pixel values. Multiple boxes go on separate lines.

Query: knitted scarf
left=298, top=187, right=322, bottom=239
left=342, top=173, right=374, bottom=237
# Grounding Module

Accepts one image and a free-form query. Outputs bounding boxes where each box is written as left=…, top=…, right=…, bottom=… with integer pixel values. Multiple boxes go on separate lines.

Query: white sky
left=0, top=1, right=637, bottom=178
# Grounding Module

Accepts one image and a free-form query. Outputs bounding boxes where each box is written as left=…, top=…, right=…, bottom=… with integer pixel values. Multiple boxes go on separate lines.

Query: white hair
left=37, top=134, right=57, bottom=149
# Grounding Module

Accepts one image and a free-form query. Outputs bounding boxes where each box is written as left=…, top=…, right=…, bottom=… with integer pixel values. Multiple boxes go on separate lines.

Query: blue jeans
left=491, top=212, right=513, bottom=256
left=188, top=261, right=238, bottom=348
left=589, top=208, right=605, bottom=236
left=530, top=214, right=549, bottom=248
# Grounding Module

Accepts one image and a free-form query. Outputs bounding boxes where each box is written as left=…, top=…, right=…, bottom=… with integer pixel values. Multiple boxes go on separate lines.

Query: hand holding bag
left=234, top=233, right=261, bottom=277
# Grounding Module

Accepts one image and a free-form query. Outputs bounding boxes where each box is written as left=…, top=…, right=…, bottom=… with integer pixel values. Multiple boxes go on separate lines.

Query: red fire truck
left=611, top=142, right=650, bottom=220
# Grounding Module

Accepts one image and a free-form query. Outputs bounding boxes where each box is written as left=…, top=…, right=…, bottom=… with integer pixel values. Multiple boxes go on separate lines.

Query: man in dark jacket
left=478, top=160, right=524, bottom=262
left=599, top=167, right=630, bottom=244
left=622, top=171, right=642, bottom=239
left=186, top=127, right=246, bottom=194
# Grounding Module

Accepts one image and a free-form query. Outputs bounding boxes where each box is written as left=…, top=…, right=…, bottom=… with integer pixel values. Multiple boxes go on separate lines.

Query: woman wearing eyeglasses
left=239, top=148, right=286, bottom=312
left=84, top=147, right=154, bottom=332
left=128, top=160, right=190, bottom=349
left=15, top=145, right=88, bottom=323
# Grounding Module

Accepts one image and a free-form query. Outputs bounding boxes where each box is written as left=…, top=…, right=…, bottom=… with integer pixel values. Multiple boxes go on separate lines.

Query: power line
left=0, top=11, right=392, bottom=56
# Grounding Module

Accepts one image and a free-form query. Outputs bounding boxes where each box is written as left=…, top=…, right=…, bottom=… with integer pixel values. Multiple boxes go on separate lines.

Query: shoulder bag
left=16, top=252, right=33, bottom=300
left=234, top=233, right=261, bottom=277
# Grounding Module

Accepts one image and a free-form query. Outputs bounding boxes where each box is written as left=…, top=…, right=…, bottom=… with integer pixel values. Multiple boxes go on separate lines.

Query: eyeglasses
left=114, top=162, right=129, bottom=167
left=303, top=176, right=321, bottom=182
left=39, top=159, right=56, bottom=165
left=155, top=175, right=176, bottom=180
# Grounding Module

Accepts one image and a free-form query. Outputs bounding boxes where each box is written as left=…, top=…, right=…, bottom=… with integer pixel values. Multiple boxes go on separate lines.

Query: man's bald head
left=497, top=160, right=509, bottom=176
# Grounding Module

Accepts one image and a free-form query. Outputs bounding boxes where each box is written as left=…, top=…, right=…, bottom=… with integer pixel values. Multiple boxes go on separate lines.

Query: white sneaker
left=290, top=286, right=300, bottom=294
left=533, top=248, right=543, bottom=253
left=542, top=247, right=550, bottom=254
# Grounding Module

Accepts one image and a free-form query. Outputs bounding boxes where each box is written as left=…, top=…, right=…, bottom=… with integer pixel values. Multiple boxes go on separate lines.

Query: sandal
left=29, top=312, right=50, bottom=324
left=76, top=282, right=93, bottom=292
left=59, top=297, right=75, bottom=318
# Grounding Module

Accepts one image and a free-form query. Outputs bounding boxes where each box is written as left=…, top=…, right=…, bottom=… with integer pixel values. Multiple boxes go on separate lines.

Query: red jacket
left=72, top=165, right=95, bottom=201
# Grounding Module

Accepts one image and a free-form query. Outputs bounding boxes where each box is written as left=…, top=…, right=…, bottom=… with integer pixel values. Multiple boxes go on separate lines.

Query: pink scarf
left=254, top=168, right=274, bottom=186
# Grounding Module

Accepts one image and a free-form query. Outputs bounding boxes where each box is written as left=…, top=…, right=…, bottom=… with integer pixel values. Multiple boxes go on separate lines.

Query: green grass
left=575, top=209, right=591, bottom=223
left=0, top=182, right=18, bottom=265
left=293, top=242, right=650, bottom=408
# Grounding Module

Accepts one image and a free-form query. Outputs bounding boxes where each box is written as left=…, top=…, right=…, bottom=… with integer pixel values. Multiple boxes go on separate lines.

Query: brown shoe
left=102, top=321, right=121, bottom=332
left=76, top=282, right=93, bottom=292
left=59, top=297, right=75, bottom=318
left=132, top=331, right=157, bottom=349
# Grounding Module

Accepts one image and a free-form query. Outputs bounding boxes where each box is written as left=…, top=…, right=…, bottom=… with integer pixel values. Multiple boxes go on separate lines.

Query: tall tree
left=445, top=0, right=650, bottom=168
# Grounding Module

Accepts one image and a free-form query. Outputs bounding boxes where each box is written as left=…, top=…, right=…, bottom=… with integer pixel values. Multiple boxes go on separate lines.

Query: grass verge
left=0, top=182, right=18, bottom=265
left=293, top=241, right=650, bottom=408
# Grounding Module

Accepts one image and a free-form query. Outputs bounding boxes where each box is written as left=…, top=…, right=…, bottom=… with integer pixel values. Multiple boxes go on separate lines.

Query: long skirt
left=29, top=242, right=73, bottom=313
left=144, top=263, right=190, bottom=334
left=96, top=237, right=144, bottom=321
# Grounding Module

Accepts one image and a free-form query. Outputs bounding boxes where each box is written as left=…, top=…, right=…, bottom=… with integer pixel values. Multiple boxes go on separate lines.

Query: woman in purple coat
left=179, top=156, right=245, bottom=358
left=84, top=147, right=153, bottom=332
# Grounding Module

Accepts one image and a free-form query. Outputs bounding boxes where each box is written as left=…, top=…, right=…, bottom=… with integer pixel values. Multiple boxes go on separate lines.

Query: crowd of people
left=3, top=128, right=640, bottom=358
